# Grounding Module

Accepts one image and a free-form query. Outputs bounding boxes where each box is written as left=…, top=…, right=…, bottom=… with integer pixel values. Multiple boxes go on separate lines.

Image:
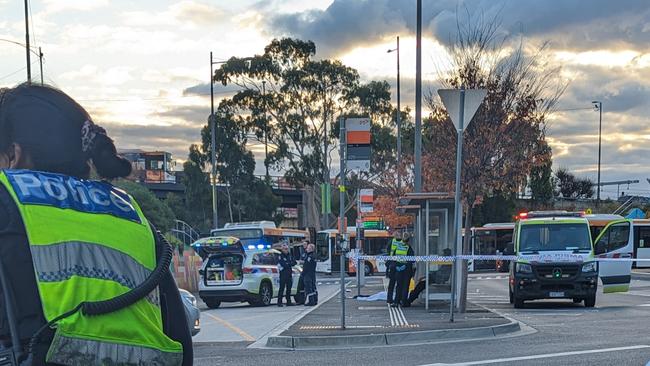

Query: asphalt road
left=194, top=273, right=650, bottom=366
left=193, top=280, right=341, bottom=344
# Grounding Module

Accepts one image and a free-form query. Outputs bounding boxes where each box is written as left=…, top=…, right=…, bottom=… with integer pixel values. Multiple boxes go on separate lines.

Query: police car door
left=594, top=219, right=633, bottom=293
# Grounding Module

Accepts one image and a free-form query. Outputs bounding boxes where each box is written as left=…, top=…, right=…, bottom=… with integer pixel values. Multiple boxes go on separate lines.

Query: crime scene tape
left=347, top=253, right=650, bottom=263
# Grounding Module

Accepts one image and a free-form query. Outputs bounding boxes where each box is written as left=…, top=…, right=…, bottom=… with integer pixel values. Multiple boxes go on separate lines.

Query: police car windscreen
left=520, top=224, right=591, bottom=252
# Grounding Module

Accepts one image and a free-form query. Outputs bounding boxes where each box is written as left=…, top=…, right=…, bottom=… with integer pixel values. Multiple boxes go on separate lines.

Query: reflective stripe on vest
left=394, top=243, right=410, bottom=264
left=390, top=239, right=401, bottom=255
left=0, top=170, right=182, bottom=365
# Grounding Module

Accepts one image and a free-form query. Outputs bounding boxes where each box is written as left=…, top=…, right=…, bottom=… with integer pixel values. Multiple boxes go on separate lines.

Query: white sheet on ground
left=357, top=291, right=387, bottom=301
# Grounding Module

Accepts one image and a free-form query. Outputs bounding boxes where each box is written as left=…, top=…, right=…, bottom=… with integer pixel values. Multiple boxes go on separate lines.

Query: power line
left=77, top=89, right=240, bottom=103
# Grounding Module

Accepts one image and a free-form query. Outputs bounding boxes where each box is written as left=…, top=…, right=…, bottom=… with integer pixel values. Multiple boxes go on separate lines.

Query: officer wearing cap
left=392, top=232, right=415, bottom=308
left=386, top=230, right=403, bottom=305
left=277, top=242, right=297, bottom=307
left=0, top=84, right=191, bottom=365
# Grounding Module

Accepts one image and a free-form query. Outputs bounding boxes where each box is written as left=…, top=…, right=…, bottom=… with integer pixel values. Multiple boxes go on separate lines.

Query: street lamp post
left=387, top=36, right=402, bottom=191
left=592, top=101, right=603, bottom=206
left=0, top=38, right=44, bottom=84
left=210, top=52, right=218, bottom=230
left=414, top=0, right=423, bottom=193
left=262, top=80, right=269, bottom=179
left=24, top=0, right=31, bottom=83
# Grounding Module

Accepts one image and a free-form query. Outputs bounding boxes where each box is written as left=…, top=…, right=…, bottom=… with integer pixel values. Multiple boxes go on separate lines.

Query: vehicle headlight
left=516, top=263, right=532, bottom=274
left=582, top=262, right=597, bottom=273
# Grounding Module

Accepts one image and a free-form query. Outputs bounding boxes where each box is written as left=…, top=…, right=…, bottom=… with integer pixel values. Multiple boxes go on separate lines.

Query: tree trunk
left=458, top=204, right=473, bottom=313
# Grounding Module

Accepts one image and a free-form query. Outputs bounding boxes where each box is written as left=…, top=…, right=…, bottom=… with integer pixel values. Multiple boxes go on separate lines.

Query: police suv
left=509, top=211, right=633, bottom=308
left=193, top=237, right=302, bottom=308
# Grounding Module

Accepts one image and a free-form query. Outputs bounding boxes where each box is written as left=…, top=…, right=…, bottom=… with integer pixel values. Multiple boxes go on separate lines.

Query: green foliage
left=530, top=161, right=554, bottom=204
left=554, top=168, right=594, bottom=199
left=115, top=180, right=175, bottom=233
left=472, top=193, right=517, bottom=226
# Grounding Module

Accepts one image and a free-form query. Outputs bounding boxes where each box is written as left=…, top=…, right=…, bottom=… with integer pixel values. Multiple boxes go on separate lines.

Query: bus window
left=316, top=233, right=330, bottom=261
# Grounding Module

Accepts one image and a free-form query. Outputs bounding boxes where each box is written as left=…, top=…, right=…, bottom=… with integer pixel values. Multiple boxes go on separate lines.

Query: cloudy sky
left=1, top=0, right=649, bottom=198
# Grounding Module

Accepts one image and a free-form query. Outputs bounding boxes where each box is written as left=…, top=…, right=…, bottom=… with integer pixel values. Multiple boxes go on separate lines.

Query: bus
left=315, top=228, right=392, bottom=275
left=470, top=223, right=515, bottom=272
left=585, top=214, right=650, bottom=268
left=210, top=221, right=309, bottom=258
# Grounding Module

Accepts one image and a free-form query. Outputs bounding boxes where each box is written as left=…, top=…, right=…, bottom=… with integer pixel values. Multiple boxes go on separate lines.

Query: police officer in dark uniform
left=277, top=243, right=296, bottom=307
left=296, top=240, right=309, bottom=304
left=392, top=233, right=415, bottom=307
left=303, top=243, right=318, bottom=306
left=386, top=230, right=402, bottom=304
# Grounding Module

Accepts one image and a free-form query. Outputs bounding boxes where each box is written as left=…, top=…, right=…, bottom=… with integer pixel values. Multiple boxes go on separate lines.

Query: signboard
left=359, top=188, right=373, bottom=213
left=438, top=89, right=487, bottom=131
left=346, top=118, right=371, bottom=172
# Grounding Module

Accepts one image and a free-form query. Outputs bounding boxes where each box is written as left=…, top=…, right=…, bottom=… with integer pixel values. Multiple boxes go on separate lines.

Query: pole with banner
left=438, top=87, right=487, bottom=320
left=339, top=118, right=347, bottom=330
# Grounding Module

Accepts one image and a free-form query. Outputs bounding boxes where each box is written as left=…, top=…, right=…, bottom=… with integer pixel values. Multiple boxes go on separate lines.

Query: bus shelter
left=398, top=193, right=457, bottom=310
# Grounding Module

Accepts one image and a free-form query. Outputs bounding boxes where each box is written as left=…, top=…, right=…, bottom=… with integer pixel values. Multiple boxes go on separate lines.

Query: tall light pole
left=210, top=54, right=255, bottom=229
left=262, top=80, right=269, bottom=179
left=210, top=52, right=218, bottom=229
left=414, top=0, right=423, bottom=192
left=387, top=36, right=402, bottom=191
left=0, top=38, right=43, bottom=84
left=24, top=0, right=31, bottom=83
left=592, top=101, right=603, bottom=206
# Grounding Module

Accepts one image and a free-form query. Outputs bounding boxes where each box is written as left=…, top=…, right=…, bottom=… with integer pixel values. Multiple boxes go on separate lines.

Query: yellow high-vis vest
left=0, top=169, right=183, bottom=365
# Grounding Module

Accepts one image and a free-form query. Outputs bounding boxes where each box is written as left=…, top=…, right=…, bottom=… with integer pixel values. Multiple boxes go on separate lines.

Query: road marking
left=420, top=345, right=650, bottom=365
left=204, top=312, right=255, bottom=341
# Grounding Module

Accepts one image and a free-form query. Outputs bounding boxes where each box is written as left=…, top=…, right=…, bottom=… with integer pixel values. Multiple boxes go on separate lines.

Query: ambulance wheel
left=205, top=299, right=221, bottom=309
left=584, top=295, right=596, bottom=308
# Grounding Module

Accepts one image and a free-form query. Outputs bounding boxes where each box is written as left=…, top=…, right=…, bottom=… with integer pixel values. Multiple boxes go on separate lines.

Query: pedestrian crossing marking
left=468, top=275, right=507, bottom=281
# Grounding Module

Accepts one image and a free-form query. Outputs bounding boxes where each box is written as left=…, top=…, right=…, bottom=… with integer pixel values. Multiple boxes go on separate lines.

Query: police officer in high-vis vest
left=392, top=233, right=415, bottom=308
left=0, top=84, right=191, bottom=365
left=386, top=230, right=402, bottom=305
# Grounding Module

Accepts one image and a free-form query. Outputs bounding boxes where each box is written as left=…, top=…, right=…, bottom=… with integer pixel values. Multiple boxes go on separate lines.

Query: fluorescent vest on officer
left=0, top=170, right=183, bottom=365
left=390, top=239, right=401, bottom=255
left=394, top=242, right=410, bottom=264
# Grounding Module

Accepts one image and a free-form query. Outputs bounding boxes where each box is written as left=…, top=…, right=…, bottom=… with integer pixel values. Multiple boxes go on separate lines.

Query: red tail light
left=243, top=267, right=253, bottom=274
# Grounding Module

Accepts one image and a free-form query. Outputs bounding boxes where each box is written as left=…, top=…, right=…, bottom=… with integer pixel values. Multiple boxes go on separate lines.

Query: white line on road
left=420, top=345, right=650, bottom=365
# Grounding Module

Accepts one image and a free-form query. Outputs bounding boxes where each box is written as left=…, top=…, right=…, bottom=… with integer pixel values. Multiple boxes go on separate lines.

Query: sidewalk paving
left=267, top=277, right=519, bottom=348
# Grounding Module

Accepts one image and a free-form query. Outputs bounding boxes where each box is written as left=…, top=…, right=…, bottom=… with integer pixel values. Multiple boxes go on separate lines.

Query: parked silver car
left=179, top=289, right=201, bottom=336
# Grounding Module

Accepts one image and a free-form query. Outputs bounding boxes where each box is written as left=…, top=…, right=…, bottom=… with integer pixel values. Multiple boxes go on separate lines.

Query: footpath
left=266, top=276, right=520, bottom=349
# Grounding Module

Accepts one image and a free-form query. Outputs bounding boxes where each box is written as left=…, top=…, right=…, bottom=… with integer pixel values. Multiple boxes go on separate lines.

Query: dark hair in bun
left=0, top=83, right=132, bottom=180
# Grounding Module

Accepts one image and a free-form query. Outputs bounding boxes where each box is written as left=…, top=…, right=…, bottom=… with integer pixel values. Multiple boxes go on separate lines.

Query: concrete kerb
left=248, top=283, right=345, bottom=349
left=265, top=320, right=521, bottom=349
left=632, top=271, right=650, bottom=281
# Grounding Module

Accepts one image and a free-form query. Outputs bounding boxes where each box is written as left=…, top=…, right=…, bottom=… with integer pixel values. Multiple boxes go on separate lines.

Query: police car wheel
left=205, top=299, right=221, bottom=309
left=572, top=298, right=582, bottom=304
left=257, top=282, right=272, bottom=306
left=584, top=295, right=596, bottom=308
left=508, top=289, right=514, bottom=304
